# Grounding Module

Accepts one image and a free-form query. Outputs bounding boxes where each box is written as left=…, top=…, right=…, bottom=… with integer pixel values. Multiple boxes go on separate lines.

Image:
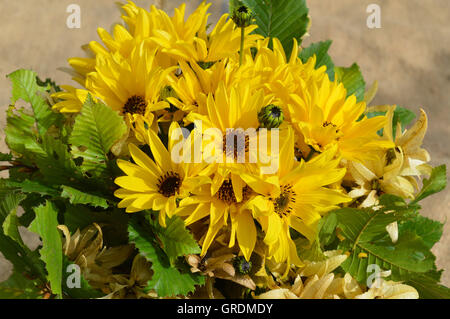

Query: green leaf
left=367, top=106, right=416, bottom=137
left=335, top=63, right=366, bottom=102
left=30, top=201, right=63, bottom=298
left=128, top=218, right=205, bottom=297
left=0, top=190, right=25, bottom=225
left=339, top=231, right=435, bottom=282
left=0, top=190, right=46, bottom=281
left=0, top=232, right=46, bottom=282
left=412, top=165, right=447, bottom=204
left=399, top=214, right=443, bottom=250
left=31, top=135, right=83, bottom=188
left=69, top=95, right=127, bottom=176
left=295, top=237, right=326, bottom=262
left=392, top=106, right=416, bottom=136
left=318, top=212, right=338, bottom=247
left=36, top=76, right=62, bottom=93
left=333, top=195, right=435, bottom=283
left=1, top=179, right=59, bottom=197
left=241, top=0, right=309, bottom=57
left=405, top=273, right=450, bottom=299
left=5, top=107, right=44, bottom=157
left=150, top=215, right=201, bottom=263
left=7, top=69, right=62, bottom=135
left=0, top=271, right=41, bottom=299
left=299, top=40, right=335, bottom=80
left=3, top=209, right=24, bottom=246
left=61, top=185, right=109, bottom=209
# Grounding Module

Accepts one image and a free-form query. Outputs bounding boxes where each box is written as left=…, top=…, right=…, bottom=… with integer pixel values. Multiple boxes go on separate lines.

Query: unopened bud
left=258, top=104, right=284, bottom=128
left=233, top=256, right=252, bottom=275
left=231, top=5, right=253, bottom=28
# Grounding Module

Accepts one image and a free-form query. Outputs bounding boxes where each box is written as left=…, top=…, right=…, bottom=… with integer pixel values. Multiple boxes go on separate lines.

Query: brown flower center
left=270, top=184, right=296, bottom=217
left=157, top=171, right=181, bottom=197
left=216, top=179, right=250, bottom=205
left=123, top=95, right=147, bottom=115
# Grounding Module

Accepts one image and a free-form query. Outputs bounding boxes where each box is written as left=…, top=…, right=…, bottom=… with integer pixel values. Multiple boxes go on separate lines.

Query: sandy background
left=0, top=0, right=449, bottom=286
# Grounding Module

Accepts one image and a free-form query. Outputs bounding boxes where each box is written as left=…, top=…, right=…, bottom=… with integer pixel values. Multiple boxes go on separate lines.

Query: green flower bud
left=258, top=104, right=284, bottom=128
left=233, top=256, right=252, bottom=275
left=160, top=85, right=178, bottom=102
left=231, top=5, right=253, bottom=28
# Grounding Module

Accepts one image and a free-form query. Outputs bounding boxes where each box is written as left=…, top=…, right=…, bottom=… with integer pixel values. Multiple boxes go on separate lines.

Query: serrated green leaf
left=299, top=40, right=335, bottom=80
left=69, top=95, right=127, bottom=176
left=412, top=165, right=447, bottom=204
left=150, top=215, right=201, bottom=263
left=35, top=135, right=82, bottom=185
left=128, top=218, right=204, bottom=297
left=30, top=201, right=63, bottom=298
left=333, top=195, right=435, bottom=283
left=5, top=107, right=44, bottom=157
left=61, top=185, right=109, bottom=209
left=0, top=271, right=41, bottom=299
left=335, top=63, right=366, bottom=102
left=241, top=0, right=309, bottom=57
left=36, top=76, right=61, bottom=93
left=399, top=215, right=443, bottom=250
left=7, top=69, right=62, bottom=135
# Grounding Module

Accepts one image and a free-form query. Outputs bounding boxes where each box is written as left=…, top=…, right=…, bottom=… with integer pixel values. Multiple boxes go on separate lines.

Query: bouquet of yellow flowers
left=0, top=0, right=447, bottom=299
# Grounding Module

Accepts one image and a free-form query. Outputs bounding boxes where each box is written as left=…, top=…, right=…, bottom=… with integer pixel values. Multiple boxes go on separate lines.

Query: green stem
left=239, top=27, right=245, bottom=66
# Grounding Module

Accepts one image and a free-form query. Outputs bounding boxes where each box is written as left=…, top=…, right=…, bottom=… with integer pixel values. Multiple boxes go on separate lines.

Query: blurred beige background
left=0, top=0, right=449, bottom=286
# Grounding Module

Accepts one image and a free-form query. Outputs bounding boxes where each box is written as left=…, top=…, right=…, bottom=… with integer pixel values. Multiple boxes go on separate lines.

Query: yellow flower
left=177, top=175, right=258, bottom=262
left=67, top=1, right=176, bottom=85
left=242, top=128, right=351, bottom=271
left=346, top=106, right=432, bottom=206
left=52, top=85, right=94, bottom=113
left=53, top=41, right=173, bottom=134
left=114, top=122, right=209, bottom=226
left=185, top=81, right=277, bottom=190
left=288, top=75, right=394, bottom=162
left=235, top=38, right=327, bottom=120
left=167, top=60, right=237, bottom=115
left=150, top=3, right=261, bottom=64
